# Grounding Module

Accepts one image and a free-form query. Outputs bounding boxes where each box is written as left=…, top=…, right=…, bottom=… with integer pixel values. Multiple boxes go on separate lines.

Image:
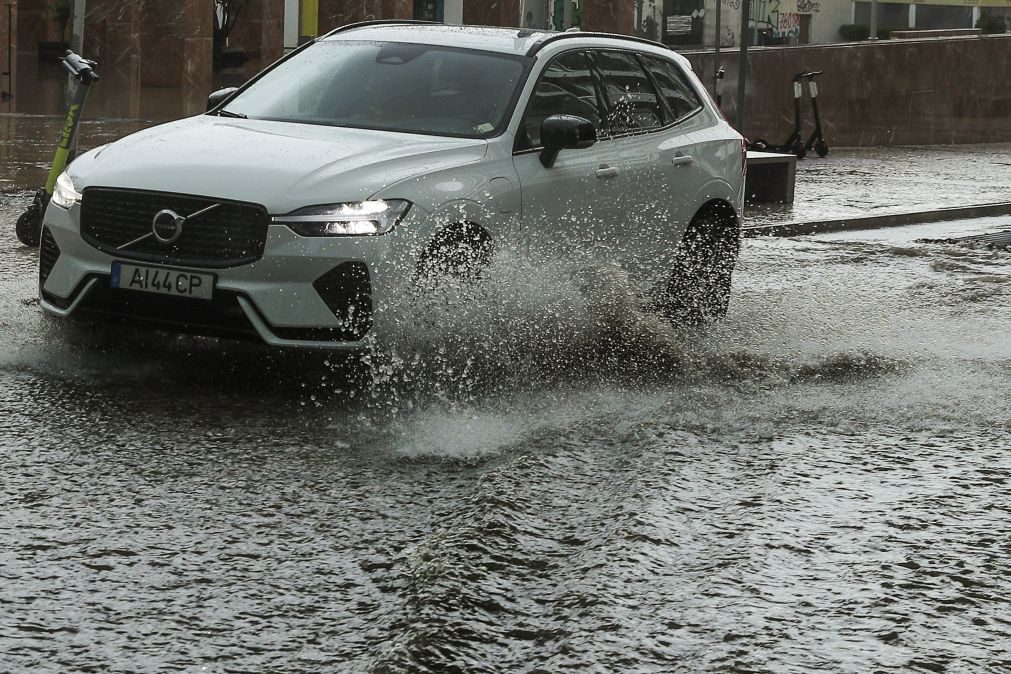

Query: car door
left=590, top=49, right=709, bottom=293
left=512, top=50, right=623, bottom=267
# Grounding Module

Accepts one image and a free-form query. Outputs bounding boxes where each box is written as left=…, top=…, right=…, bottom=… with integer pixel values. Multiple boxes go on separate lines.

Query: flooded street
left=2, top=114, right=1011, bottom=671
left=3, top=207, right=1010, bottom=670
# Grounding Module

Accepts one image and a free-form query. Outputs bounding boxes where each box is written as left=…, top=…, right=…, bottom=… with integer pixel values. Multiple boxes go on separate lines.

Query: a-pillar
left=581, top=0, right=634, bottom=34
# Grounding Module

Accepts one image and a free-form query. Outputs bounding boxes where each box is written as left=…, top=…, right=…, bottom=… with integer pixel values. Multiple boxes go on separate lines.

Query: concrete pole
left=736, top=0, right=749, bottom=130
left=869, top=0, right=879, bottom=40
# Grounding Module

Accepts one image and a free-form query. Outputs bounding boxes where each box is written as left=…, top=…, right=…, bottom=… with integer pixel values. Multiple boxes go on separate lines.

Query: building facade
left=1, top=0, right=1006, bottom=119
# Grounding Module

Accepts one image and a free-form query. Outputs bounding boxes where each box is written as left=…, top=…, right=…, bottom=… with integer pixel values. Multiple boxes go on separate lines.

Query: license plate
left=111, top=261, right=215, bottom=300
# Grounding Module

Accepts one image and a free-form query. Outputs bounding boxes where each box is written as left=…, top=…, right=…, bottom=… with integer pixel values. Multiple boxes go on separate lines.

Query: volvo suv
left=39, top=21, right=746, bottom=349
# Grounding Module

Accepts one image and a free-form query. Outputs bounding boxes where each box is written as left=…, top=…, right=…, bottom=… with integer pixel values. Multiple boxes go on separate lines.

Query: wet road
left=3, top=194, right=1010, bottom=671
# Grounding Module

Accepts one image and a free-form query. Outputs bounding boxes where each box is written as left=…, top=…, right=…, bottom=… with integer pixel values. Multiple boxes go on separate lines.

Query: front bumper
left=39, top=202, right=424, bottom=350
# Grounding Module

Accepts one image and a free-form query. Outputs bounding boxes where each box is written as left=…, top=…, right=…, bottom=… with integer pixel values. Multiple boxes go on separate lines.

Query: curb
left=742, top=202, right=1011, bottom=238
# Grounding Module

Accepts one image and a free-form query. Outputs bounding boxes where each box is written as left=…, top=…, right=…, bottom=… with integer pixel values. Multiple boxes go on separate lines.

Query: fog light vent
left=312, top=262, right=372, bottom=340
left=39, top=227, right=61, bottom=286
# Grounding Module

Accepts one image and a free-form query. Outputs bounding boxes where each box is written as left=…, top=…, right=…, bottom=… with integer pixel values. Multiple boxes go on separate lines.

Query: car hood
left=70, top=115, right=489, bottom=214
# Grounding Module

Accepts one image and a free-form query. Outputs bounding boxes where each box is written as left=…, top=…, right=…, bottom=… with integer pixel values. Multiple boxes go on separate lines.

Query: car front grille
left=74, top=278, right=261, bottom=341
left=80, top=188, right=269, bottom=268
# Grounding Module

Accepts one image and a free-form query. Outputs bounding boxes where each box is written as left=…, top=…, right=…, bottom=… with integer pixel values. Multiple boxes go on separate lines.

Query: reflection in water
left=0, top=115, right=153, bottom=191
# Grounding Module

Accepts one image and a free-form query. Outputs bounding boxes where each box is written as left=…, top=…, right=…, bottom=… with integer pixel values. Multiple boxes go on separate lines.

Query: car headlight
left=51, top=171, right=82, bottom=209
left=273, top=199, right=411, bottom=236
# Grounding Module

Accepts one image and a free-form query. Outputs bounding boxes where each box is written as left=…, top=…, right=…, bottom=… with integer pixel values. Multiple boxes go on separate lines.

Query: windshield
left=221, top=40, right=529, bottom=138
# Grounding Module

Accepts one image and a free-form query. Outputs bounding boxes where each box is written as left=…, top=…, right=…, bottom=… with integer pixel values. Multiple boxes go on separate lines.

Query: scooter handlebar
left=61, top=51, right=99, bottom=83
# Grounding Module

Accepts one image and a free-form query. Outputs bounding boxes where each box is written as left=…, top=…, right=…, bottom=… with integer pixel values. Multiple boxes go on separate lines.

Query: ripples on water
left=1, top=221, right=1010, bottom=672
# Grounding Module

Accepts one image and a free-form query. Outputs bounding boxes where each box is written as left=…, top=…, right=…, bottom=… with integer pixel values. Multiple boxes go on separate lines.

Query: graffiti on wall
left=797, top=0, right=820, bottom=13
left=751, top=0, right=801, bottom=40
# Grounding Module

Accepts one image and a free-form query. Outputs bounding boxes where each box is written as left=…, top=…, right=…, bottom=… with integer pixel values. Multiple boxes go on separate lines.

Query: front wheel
left=814, top=139, right=829, bottom=157
left=656, top=206, right=741, bottom=326
left=16, top=210, right=41, bottom=247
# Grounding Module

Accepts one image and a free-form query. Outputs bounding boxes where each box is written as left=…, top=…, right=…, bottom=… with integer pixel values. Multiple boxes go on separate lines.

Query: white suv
left=39, top=22, right=745, bottom=350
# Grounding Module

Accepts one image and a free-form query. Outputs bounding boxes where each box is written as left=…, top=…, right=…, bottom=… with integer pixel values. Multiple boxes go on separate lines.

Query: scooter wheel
left=16, top=211, right=42, bottom=247
left=749, top=138, right=769, bottom=151
left=815, top=139, right=829, bottom=157
left=791, top=141, right=807, bottom=159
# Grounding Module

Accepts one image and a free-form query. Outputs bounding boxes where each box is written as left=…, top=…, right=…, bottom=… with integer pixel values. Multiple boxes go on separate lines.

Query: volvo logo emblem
left=116, top=202, right=221, bottom=251
left=152, top=209, right=186, bottom=244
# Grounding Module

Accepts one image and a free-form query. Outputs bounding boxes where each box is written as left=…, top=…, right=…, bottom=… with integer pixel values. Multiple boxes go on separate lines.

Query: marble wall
left=463, top=0, right=521, bottom=27
left=685, top=35, right=1011, bottom=146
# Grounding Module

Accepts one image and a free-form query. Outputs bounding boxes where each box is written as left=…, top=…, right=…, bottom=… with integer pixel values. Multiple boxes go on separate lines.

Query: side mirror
left=539, top=114, right=597, bottom=168
left=206, top=87, right=239, bottom=112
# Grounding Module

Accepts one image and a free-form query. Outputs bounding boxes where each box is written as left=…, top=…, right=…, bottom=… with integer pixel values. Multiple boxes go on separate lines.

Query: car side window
left=518, top=51, right=602, bottom=150
left=593, top=50, right=665, bottom=135
left=642, top=55, right=703, bottom=123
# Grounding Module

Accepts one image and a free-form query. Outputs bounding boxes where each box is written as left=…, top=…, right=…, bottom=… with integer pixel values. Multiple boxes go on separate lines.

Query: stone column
left=1, top=1, right=15, bottom=109
left=582, top=0, right=635, bottom=34
left=103, top=0, right=141, bottom=117
left=230, top=0, right=285, bottom=75
left=380, top=0, right=412, bottom=18
left=463, top=0, right=521, bottom=26
left=181, top=0, right=213, bottom=116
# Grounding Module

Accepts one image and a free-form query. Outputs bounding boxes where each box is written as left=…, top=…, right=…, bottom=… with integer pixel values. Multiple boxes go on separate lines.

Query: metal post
left=736, top=0, right=749, bottom=130
left=66, top=1, right=86, bottom=106
left=71, top=0, right=86, bottom=52
left=713, top=0, right=722, bottom=96
left=869, top=0, right=879, bottom=40
left=3, top=3, right=12, bottom=104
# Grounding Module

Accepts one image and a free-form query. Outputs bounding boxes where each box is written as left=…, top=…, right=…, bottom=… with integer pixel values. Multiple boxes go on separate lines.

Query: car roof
left=322, top=22, right=677, bottom=60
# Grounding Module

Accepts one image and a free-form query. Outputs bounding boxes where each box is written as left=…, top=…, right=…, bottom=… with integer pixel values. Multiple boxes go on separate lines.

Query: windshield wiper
left=217, top=109, right=247, bottom=119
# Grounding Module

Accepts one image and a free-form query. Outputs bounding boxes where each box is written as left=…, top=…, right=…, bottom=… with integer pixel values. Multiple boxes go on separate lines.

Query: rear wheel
left=657, top=205, right=740, bottom=326
left=815, top=139, right=829, bottom=157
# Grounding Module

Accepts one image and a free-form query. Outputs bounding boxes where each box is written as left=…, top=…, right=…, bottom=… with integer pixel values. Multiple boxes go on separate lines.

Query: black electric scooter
left=749, top=71, right=808, bottom=158
left=802, top=70, right=829, bottom=157
left=15, top=50, right=98, bottom=247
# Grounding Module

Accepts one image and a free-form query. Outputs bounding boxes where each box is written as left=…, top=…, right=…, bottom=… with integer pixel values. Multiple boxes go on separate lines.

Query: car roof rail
left=320, top=19, right=443, bottom=39
left=526, top=31, right=674, bottom=57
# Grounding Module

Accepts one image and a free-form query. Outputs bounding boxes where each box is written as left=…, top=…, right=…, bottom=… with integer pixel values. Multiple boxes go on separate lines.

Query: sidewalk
left=744, top=143, right=1011, bottom=230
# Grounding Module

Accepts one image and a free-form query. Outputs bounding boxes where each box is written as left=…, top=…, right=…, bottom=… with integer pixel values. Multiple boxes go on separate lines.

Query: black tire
left=815, top=139, right=829, bottom=157
left=415, top=222, right=493, bottom=285
left=791, top=140, right=807, bottom=159
left=658, top=205, right=741, bottom=326
left=16, top=210, right=41, bottom=247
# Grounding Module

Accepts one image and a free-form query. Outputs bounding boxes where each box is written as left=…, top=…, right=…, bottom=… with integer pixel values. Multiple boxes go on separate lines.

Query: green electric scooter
left=15, top=50, right=98, bottom=247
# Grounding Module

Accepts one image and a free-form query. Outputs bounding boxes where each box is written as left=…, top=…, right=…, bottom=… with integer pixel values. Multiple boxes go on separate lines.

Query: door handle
left=671, top=155, right=694, bottom=167
left=595, top=165, right=619, bottom=179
